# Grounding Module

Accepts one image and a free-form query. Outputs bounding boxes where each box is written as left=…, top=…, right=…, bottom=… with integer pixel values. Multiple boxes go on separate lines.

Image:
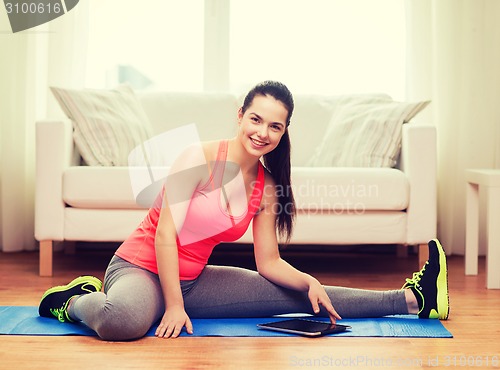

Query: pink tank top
left=115, top=140, right=265, bottom=280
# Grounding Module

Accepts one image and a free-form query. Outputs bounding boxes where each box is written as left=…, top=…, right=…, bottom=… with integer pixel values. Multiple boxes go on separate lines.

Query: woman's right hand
left=155, top=305, right=193, bottom=338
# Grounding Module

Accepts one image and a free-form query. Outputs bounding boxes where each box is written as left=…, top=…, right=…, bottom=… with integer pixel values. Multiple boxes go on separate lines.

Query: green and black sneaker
left=402, top=239, right=450, bottom=320
left=39, top=276, right=102, bottom=323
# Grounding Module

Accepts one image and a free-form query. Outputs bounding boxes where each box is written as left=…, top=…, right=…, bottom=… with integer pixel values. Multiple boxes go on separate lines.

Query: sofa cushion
left=308, top=99, right=429, bottom=168
left=287, top=94, right=392, bottom=166
left=63, top=167, right=150, bottom=209
left=291, top=167, right=409, bottom=211
left=51, top=85, right=154, bottom=166
left=63, top=166, right=409, bottom=211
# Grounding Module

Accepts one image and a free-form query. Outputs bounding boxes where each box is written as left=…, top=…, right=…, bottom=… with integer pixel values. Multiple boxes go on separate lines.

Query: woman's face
left=237, top=94, right=288, bottom=158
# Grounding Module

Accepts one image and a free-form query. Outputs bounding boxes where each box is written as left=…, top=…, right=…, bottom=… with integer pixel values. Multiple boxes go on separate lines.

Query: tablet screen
left=257, top=318, right=351, bottom=337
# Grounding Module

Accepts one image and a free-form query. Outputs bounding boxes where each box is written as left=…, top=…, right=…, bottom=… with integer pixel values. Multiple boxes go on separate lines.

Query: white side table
left=465, top=169, right=500, bottom=289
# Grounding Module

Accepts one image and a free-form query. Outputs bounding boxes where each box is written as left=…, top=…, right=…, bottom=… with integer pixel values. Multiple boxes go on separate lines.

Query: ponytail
left=262, top=129, right=295, bottom=244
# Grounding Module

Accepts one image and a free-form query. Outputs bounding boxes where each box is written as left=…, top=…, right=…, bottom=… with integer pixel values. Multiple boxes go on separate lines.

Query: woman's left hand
left=307, top=278, right=342, bottom=323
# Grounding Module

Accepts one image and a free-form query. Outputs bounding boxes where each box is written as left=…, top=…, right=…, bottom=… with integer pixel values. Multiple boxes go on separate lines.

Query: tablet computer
left=257, top=318, right=352, bottom=337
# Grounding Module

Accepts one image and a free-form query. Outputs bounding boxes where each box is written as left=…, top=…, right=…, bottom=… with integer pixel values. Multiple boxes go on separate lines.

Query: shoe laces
left=49, top=307, right=68, bottom=322
left=404, top=261, right=428, bottom=288
left=49, top=299, right=74, bottom=323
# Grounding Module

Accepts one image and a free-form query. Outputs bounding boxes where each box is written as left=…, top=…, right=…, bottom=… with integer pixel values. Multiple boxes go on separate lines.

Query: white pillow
left=308, top=99, right=430, bottom=168
left=50, top=85, right=154, bottom=166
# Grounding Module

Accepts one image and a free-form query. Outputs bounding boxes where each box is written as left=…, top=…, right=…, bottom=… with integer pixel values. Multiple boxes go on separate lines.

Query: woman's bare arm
left=252, top=174, right=341, bottom=322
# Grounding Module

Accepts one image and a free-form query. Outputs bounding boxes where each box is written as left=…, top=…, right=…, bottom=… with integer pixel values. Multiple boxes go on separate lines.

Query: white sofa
left=35, top=91, right=437, bottom=276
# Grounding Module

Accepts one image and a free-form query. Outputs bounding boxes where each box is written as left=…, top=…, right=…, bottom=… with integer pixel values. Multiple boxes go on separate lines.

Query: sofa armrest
left=35, top=119, right=74, bottom=241
left=399, top=123, right=437, bottom=244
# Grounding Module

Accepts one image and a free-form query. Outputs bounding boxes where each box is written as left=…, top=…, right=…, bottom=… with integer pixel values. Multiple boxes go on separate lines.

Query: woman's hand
left=307, top=278, right=342, bottom=323
left=155, top=305, right=193, bottom=338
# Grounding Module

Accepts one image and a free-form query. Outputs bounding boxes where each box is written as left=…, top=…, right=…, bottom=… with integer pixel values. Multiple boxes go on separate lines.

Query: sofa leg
left=40, top=240, right=53, bottom=277
left=418, top=243, right=429, bottom=267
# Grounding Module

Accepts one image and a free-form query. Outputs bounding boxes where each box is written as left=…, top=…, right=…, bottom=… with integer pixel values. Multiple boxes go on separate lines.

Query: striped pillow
left=51, top=85, right=154, bottom=166
left=309, top=99, right=430, bottom=167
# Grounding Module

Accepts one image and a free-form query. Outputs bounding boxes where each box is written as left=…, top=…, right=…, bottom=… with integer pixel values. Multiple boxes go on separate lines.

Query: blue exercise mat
left=0, top=306, right=452, bottom=338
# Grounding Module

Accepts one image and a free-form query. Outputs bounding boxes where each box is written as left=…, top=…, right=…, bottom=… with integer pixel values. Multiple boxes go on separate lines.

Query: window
left=229, top=0, right=406, bottom=99
left=85, top=0, right=405, bottom=99
left=85, top=0, right=204, bottom=91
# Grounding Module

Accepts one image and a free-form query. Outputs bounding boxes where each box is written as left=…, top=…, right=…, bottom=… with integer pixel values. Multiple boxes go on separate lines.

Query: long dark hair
left=241, top=81, right=296, bottom=244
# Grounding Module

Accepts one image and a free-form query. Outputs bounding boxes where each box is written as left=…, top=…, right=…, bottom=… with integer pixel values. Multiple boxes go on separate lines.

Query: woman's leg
left=68, top=256, right=165, bottom=341
left=183, top=265, right=408, bottom=319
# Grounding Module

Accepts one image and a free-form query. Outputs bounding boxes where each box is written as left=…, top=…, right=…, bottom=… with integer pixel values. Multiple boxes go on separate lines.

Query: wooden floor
left=0, top=246, right=499, bottom=370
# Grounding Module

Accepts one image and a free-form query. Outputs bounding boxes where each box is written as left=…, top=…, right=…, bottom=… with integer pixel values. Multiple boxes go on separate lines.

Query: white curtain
left=405, top=0, right=500, bottom=255
left=0, top=3, right=89, bottom=252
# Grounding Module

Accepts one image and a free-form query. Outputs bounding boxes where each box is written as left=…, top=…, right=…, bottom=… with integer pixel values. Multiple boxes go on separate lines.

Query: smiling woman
left=84, top=0, right=405, bottom=97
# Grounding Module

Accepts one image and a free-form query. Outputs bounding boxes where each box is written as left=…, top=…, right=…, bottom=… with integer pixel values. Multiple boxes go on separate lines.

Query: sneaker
left=39, top=276, right=102, bottom=322
left=402, top=239, right=450, bottom=320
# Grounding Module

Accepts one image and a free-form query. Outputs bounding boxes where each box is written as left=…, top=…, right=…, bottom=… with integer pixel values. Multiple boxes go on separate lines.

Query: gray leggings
left=69, top=256, right=408, bottom=341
